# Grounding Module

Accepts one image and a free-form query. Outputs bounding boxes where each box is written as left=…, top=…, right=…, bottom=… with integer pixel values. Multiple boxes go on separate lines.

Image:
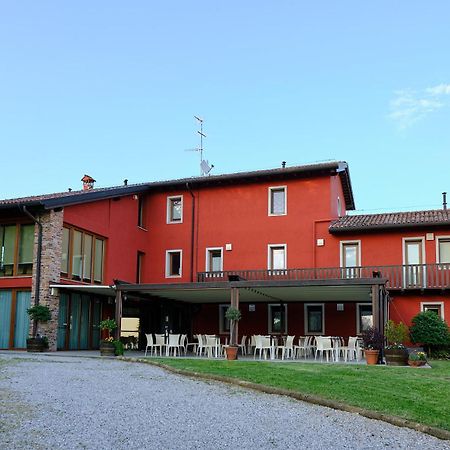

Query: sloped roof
left=330, top=209, right=450, bottom=233
left=0, top=161, right=355, bottom=211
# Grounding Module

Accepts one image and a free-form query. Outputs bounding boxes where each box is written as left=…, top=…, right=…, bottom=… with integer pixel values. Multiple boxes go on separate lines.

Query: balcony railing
left=197, top=264, right=450, bottom=290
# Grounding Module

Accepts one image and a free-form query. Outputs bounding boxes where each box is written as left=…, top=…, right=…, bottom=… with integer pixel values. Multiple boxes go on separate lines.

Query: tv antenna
left=185, top=115, right=214, bottom=176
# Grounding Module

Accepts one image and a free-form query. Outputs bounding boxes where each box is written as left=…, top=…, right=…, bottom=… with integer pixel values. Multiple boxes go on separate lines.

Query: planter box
left=100, top=342, right=116, bottom=357
left=408, top=360, right=427, bottom=367
left=385, top=348, right=408, bottom=366
left=26, top=337, right=48, bottom=353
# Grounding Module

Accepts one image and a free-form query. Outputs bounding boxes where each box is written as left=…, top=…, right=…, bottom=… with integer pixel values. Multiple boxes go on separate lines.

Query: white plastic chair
left=278, top=335, right=295, bottom=360
left=238, top=335, right=247, bottom=355
left=178, top=334, right=187, bottom=355
left=342, top=336, right=359, bottom=362
left=154, top=334, right=166, bottom=355
left=254, top=335, right=271, bottom=359
left=144, top=334, right=162, bottom=356
left=205, top=336, right=219, bottom=358
left=166, top=334, right=181, bottom=356
left=315, top=336, right=334, bottom=362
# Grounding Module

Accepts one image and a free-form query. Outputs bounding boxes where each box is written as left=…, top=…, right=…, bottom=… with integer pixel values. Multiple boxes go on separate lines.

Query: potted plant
left=408, top=351, right=427, bottom=367
left=384, top=320, right=409, bottom=366
left=361, top=326, right=384, bottom=365
left=99, top=319, right=118, bottom=356
left=26, top=305, right=51, bottom=352
left=224, top=306, right=242, bottom=360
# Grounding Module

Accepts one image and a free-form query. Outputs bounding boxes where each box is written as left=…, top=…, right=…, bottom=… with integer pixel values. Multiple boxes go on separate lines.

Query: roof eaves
left=329, top=220, right=450, bottom=233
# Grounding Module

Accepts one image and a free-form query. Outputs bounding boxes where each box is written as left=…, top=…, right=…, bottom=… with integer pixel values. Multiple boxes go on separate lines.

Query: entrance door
left=13, top=292, right=31, bottom=348
left=57, top=293, right=69, bottom=349
left=404, top=239, right=424, bottom=287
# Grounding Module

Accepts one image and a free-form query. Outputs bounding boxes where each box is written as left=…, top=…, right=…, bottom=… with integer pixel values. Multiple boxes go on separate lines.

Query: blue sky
left=1, top=2, right=450, bottom=213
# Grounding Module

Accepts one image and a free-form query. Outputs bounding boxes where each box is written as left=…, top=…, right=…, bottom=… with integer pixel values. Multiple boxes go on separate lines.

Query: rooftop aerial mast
left=185, top=116, right=214, bottom=176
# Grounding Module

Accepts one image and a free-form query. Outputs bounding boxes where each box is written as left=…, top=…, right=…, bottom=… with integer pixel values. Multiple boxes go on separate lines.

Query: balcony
left=197, top=264, right=450, bottom=290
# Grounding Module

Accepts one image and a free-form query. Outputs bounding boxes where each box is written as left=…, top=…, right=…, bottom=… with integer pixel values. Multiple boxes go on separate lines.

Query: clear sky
left=1, top=2, right=449, bottom=213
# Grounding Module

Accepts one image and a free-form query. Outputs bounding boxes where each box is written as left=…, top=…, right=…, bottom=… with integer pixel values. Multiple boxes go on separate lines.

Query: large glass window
left=305, top=304, right=324, bottom=334
left=268, top=304, right=287, bottom=333
left=268, top=187, right=286, bottom=215
left=438, top=238, right=450, bottom=265
left=0, top=224, right=34, bottom=277
left=357, top=304, right=373, bottom=334
left=62, top=226, right=105, bottom=283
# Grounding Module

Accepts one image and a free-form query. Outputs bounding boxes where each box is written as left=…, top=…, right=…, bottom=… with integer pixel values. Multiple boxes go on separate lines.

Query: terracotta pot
left=100, top=341, right=116, bottom=357
left=384, top=348, right=408, bottom=366
left=225, top=346, right=238, bottom=360
left=364, top=349, right=380, bottom=365
left=408, top=360, right=426, bottom=367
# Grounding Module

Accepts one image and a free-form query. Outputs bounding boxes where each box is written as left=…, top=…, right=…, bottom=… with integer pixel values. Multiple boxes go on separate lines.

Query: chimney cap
left=81, top=175, right=96, bottom=183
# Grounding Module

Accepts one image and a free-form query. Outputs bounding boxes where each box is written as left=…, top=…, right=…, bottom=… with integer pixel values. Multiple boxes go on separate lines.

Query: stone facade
left=30, top=208, right=64, bottom=351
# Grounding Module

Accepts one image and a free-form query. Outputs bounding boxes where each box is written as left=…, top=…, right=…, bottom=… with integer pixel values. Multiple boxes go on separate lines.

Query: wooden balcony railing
left=197, top=264, right=450, bottom=290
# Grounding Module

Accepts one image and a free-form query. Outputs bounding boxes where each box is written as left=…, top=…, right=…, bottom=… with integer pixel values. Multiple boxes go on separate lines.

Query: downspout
left=22, top=206, right=43, bottom=337
left=186, top=183, right=196, bottom=282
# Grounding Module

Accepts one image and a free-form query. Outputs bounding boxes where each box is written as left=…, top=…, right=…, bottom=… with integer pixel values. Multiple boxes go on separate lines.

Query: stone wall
left=30, top=209, right=64, bottom=351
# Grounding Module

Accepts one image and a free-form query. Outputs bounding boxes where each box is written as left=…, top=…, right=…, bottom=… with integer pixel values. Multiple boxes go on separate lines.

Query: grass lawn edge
left=118, top=356, right=450, bottom=441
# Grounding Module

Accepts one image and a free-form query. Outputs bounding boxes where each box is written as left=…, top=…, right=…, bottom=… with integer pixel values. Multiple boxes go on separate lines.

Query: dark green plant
left=113, top=339, right=124, bottom=356
left=27, top=305, right=51, bottom=322
left=361, top=327, right=384, bottom=350
left=408, top=351, right=427, bottom=361
left=384, top=320, right=409, bottom=349
left=409, top=311, right=450, bottom=354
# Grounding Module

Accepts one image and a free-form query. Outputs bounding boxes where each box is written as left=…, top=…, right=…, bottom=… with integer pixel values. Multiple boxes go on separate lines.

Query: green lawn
left=152, top=358, right=450, bottom=432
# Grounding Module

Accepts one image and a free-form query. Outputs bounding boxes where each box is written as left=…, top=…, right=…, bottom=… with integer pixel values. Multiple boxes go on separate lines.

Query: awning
left=49, top=283, right=116, bottom=297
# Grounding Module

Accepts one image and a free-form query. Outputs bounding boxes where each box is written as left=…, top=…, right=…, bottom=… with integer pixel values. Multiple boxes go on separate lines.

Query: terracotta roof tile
left=330, top=210, right=450, bottom=232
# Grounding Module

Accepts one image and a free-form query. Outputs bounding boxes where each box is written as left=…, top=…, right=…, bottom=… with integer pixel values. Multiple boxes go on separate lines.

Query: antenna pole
left=194, top=115, right=206, bottom=175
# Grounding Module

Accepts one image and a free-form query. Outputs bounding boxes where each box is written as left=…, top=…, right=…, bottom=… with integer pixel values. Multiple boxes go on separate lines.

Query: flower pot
left=225, top=346, right=238, bottom=360
left=408, top=360, right=426, bottom=367
left=364, top=349, right=379, bottom=365
left=384, top=348, right=408, bottom=366
left=100, top=341, right=116, bottom=357
left=26, top=337, right=47, bottom=353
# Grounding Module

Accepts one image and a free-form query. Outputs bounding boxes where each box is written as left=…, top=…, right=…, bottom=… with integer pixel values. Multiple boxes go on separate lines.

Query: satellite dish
left=201, top=160, right=214, bottom=176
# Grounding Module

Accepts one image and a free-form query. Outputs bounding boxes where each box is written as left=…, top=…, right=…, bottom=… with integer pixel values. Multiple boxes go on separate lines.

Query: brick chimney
left=81, top=175, right=96, bottom=191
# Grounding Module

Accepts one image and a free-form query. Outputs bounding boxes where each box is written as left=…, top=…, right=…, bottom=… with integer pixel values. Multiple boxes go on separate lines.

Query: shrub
left=409, top=311, right=450, bottom=354
left=27, top=305, right=51, bottom=322
left=113, top=339, right=124, bottom=356
left=384, top=320, right=409, bottom=348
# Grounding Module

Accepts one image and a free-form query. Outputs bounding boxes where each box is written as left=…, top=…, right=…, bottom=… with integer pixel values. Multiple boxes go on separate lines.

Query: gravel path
left=0, top=353, right=448, bottom=450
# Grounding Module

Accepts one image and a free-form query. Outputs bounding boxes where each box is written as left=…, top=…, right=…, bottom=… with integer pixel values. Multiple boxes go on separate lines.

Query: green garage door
left=0, top=291, right=12, bottom=349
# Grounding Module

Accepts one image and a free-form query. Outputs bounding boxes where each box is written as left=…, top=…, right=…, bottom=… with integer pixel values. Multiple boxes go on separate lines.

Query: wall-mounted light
left=249, top=304, right=255, bottom=312
left=50, top=287, right=59, bottom=296
left=337, top=303, right=344, bottom=311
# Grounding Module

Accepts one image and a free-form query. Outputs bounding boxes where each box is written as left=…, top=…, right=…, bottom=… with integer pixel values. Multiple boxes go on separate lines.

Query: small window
left=72, top=230, right=83, bottom=280
left=268, top=186, right=286, bottom=216
left=219, top=304, right=230, bottom=333
left=268, top=304, right=287, bottom=334
left=61, top=227, right=70, bottom=274
left=357, top=304, right=373, bottom=334
left=93, top=238, right=104, bottom=283
left=268, top=244, right=286, bottom=273
left=18, top=224, right=34, bottom=275
left=421, top=302, right=444, bottom=319
left=206, top=248, right=223, bottom=273
left=337, top=196, right=342, bottom=217
left=167, top=196, right=183, bottom=223
left=137, top=196, right=146, bottom=228
left=166, top=250, right=182, bottom=277
left=0, top=225, right=17, bottom=277
left=136, top=251, right=145, bottom=283
left=305, top=304, right=324, bottom=335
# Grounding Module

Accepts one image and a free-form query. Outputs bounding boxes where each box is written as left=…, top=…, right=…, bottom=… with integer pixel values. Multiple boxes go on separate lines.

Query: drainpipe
left=186, top=183, right=196, bottom=282
left=22, top=206, right=43, bottom=336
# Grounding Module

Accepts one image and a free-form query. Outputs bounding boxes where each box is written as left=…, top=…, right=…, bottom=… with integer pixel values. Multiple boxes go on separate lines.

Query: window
left=337, top=196, right=342, bottom=217
left=137, top=195, right=146, bottom=228
left=421, top=302, right=444, bottom=319
left=136, top=251, right=145, bottom=283
left=357, top=304, right=373, bottom=334
left=166, top=250, right=182, bottom=277
left=167, top=196, right=183, bottom=223
left=403, top=238, right=424, bottom=287
left=437, top=238, right=450, bottom=267
left=206, top=247, right=223, bottom=274
left=304, top=304, right=324, bottom=334
left=268, top=186, right=286, bottom=216
left=340, top=241, right=360, bottom=278
left=219, top=304, right=230, bottom=333
left=268, top=304, right=287, bottom=334
left=0, top=224, right=34, bottom=277
left=61, top=226, right=105, bottom=283
left=268, top=244, right=286, bottom=273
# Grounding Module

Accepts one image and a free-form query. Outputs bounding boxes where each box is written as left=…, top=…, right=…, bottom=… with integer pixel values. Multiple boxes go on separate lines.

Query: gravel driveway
left=0, top=353, right=448, bottom=450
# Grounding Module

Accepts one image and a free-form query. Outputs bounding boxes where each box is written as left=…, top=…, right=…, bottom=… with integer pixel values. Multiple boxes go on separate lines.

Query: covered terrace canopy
left=50, top=278, right=388, bottom=345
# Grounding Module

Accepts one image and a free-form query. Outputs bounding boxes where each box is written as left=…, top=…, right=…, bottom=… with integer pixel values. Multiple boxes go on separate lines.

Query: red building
left=0, top=161, right=448, bottom=351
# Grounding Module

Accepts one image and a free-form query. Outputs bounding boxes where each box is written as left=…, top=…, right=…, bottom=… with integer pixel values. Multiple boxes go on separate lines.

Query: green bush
left=113, top=339, right=124, bottom=356
left=27, top=305, right=51, bottom=322
left=384, top=320, right=409, bottom=348
left=410, top=311, right=450, bottom=354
